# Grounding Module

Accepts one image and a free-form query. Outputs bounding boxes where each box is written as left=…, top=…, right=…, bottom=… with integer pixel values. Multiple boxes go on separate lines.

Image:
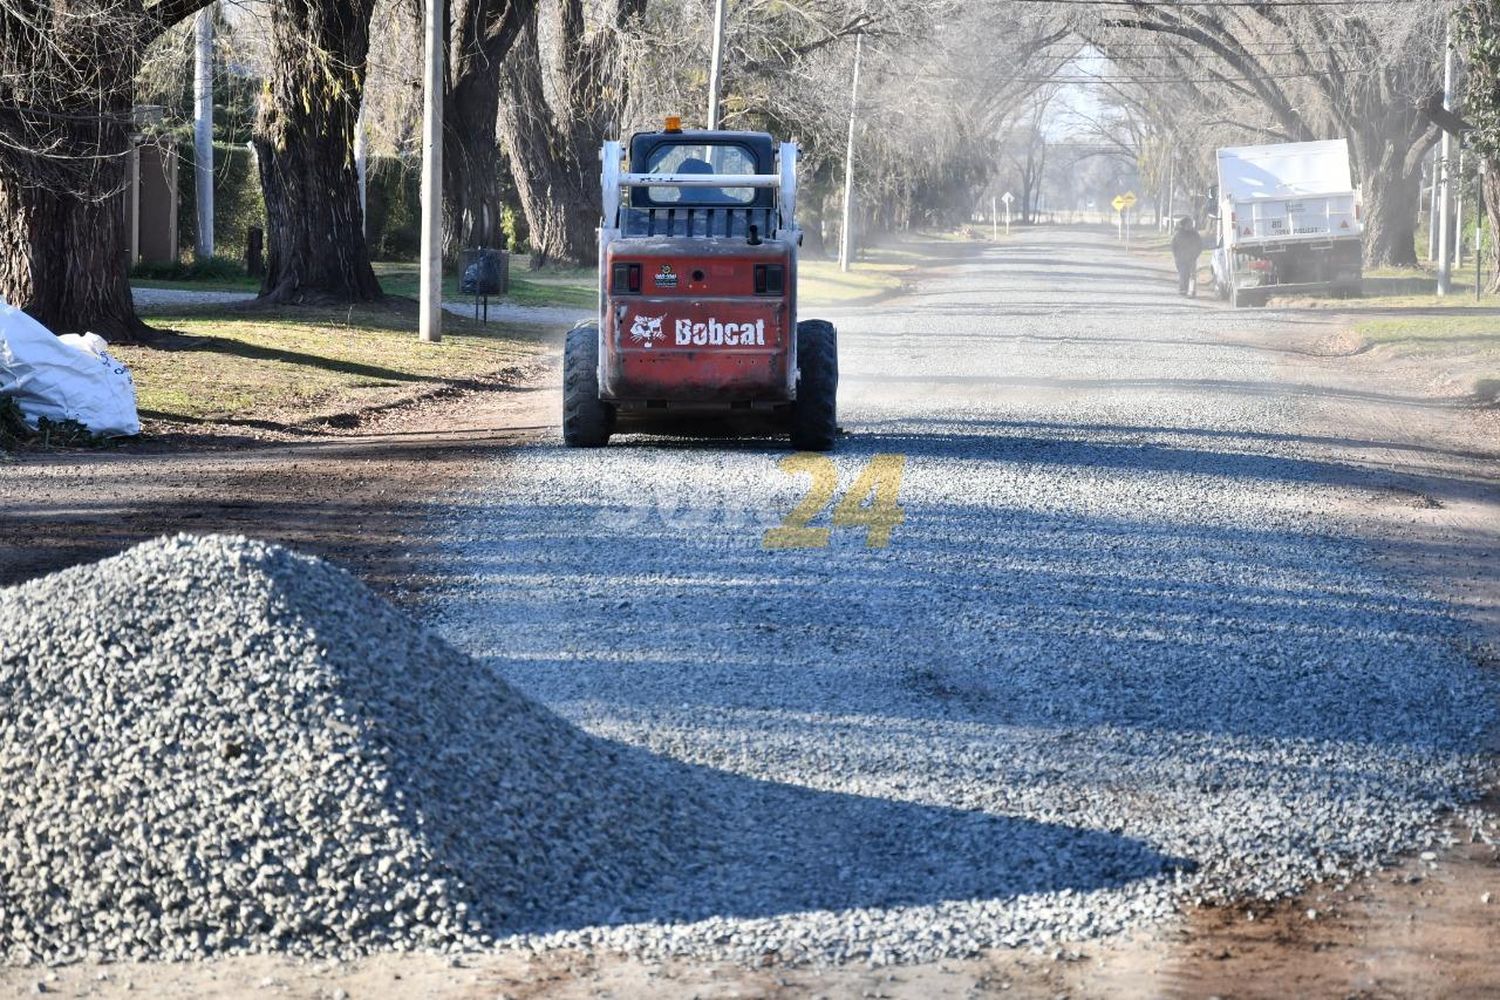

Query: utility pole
left=193, top=6, right=214, bottom=261
left=838, top=33, right=863, bottom=273
left=419, top=0, right=444, bottom=343
left=1438, top=22, right=1454, bottom=297
left=707, top=0, right=727, bottom=128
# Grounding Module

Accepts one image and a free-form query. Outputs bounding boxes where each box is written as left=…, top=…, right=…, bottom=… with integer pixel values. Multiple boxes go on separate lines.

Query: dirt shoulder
left=0, top=342, right=559, bottom=597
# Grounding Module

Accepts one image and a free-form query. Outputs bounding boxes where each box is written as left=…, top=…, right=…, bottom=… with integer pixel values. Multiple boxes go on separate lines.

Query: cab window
left=644, top=143, right=758, bottom=205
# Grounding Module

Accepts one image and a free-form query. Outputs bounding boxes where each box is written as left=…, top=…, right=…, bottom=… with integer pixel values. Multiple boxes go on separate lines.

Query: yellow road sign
left=1113, top=192, right=1138, bottom=213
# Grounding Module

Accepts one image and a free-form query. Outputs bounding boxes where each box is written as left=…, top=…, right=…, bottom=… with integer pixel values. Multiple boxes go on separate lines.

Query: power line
left=918, top=64, right=1387, bottom=84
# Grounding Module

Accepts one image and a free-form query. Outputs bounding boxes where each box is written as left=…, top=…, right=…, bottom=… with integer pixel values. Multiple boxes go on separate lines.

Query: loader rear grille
left=623, top=207, right=777, bottom=239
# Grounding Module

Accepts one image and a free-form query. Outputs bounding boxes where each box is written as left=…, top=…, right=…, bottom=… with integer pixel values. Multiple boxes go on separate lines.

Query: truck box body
left=1211, top=139, right=1363, bottom=306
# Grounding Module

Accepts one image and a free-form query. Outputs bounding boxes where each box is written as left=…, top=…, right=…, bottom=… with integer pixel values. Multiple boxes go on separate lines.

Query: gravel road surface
left=434, top=229, right=1498, bottom=965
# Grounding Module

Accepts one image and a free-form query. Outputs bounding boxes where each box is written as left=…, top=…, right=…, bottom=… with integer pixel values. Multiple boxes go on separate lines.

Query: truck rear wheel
left=562, top=323, right=614, bottom=448
left=1230, top=284, right=1263, bottom=309
left=790, top=319, right=838, bottom=451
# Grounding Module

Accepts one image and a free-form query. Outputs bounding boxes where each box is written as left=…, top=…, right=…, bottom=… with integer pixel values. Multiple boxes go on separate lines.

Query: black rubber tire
left=562, top=323, right=614, bottom=448
left=789, top=319, right=838, bottom=451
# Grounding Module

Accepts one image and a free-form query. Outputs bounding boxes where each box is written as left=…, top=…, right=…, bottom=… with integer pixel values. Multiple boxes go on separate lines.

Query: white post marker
left=991, top=195, right=997, bottom=241
left=419, top=0, right=444, bottom=342
left=1002, top=191, right=1013, bottom=236
left=1113, top=192, right=1138, bottom=247
left=707, top=0, right=727, bottom=129
left=193, top=6, right=214, bottom=261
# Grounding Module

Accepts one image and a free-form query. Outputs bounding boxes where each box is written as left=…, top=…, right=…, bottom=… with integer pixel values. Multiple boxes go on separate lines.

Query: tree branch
left=143, top=0, right=217, bottom=43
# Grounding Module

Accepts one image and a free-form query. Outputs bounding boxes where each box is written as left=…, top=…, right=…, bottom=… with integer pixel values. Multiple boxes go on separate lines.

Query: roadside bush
left=176, top=142, right=266, bottom=265
left=0, top=397, right=107, bottom=451
left=365, top=158, right=422, bottom=261
left=131, top=254, right=247, bottom=282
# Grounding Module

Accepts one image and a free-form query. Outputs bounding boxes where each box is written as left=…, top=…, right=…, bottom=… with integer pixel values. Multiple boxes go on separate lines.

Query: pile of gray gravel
left=0, top=535, right=696, bottom=964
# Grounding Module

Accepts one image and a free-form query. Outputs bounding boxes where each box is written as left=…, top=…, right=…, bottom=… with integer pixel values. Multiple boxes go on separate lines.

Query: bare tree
left=444, top=0, right=534, bottom=256
left=1004, top=93, right=1055, bottom=224
left=252, top=0, right=383, bottom=303
left=1082, top=1, right=1453, bottom=267
left=620, top=0, right=1068, bottom=245
left=496, top=0, right=644, bottom=266
left=1458, top=0, right=1500, bottom=291
left=0, top=0, right=216, bottom=339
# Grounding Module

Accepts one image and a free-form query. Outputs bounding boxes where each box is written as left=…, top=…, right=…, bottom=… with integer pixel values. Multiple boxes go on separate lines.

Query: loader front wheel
left=563, top=323, right=614, bottom=447
left=790, top=319, right=838, bottom=451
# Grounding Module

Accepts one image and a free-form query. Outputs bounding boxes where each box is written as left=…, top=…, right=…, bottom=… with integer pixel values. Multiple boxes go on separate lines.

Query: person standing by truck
left=1171, top=216, right=1203, bottom=296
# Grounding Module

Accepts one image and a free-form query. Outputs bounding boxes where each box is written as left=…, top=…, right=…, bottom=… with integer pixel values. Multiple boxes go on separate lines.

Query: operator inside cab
left=644, top=144, right=757, bottom=205
left=625, top=125, right=777, bottom=238
left=673, top=157, right=736, bottom=204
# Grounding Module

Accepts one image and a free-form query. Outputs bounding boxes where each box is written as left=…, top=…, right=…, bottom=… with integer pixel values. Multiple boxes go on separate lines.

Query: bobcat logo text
left=675, top=318, right=766, bottom=347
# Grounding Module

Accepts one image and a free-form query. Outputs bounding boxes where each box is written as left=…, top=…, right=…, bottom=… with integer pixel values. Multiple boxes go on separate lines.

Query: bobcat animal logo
left=629, top=313, right=667, bottom=348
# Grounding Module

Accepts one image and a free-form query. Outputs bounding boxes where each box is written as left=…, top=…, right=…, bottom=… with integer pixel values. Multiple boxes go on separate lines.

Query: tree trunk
left=1483, top=160, right=1500, bottom=293
left=444, top=79, right=505, bottom=259
left=800, top=182, right=828, bottom=257
left=496, top=17, right=597, bottom=266
left=443, top=0, right=534, bottom=260
left=0, top=1, right=209, bottom=341
left=0, top=168, right=146, bottom=341
left=1359, top=152, right=1423, bottom=268
left=496, top=0, right=640, bottom=267
left=253, top=0, right=381, bottom=304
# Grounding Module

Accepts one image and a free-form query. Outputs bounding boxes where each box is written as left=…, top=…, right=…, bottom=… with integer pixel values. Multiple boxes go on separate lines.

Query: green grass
left=376, top=257, right=905, bottom=309
left=132, top=274, right=261, bottom=294
left=130, top=248, right=907, bottom=312
left=371, top=261, right=597, bottom=309
left=115, top=303, right=549, bottom=427
left=1354, top=313, right=1500, bottom=355
left=797, top=258, right=905, bottom=305
left=1347, top=311, right=1500, bottom=405
left=132, top=260, right=599, bottom=310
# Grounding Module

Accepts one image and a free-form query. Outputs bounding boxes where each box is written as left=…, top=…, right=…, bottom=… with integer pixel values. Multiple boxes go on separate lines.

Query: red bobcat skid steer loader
left=562, top=118, right=838, bottom=450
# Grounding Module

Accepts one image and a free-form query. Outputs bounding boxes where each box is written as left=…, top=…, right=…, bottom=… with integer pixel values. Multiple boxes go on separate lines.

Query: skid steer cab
left=562, top=118, right=838, bottom=450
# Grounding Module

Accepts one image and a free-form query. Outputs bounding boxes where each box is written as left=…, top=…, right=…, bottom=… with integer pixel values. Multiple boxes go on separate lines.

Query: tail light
left=611, top=262, right=642, bottom=294
left=754, top=264, right=785, bottom=295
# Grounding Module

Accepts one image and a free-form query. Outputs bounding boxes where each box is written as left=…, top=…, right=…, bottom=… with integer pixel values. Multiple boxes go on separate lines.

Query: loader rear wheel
left=563, top=323, right=614, bottom=447
left=790, top=319, right=838, bottom=451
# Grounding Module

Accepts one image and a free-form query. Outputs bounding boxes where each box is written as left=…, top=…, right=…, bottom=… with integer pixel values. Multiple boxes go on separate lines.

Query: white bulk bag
left=0, top=298, right=141, bottom=437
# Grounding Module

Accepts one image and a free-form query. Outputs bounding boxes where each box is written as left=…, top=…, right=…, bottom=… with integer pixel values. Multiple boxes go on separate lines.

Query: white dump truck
left=1208, top=139, right=1363, bottom=308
